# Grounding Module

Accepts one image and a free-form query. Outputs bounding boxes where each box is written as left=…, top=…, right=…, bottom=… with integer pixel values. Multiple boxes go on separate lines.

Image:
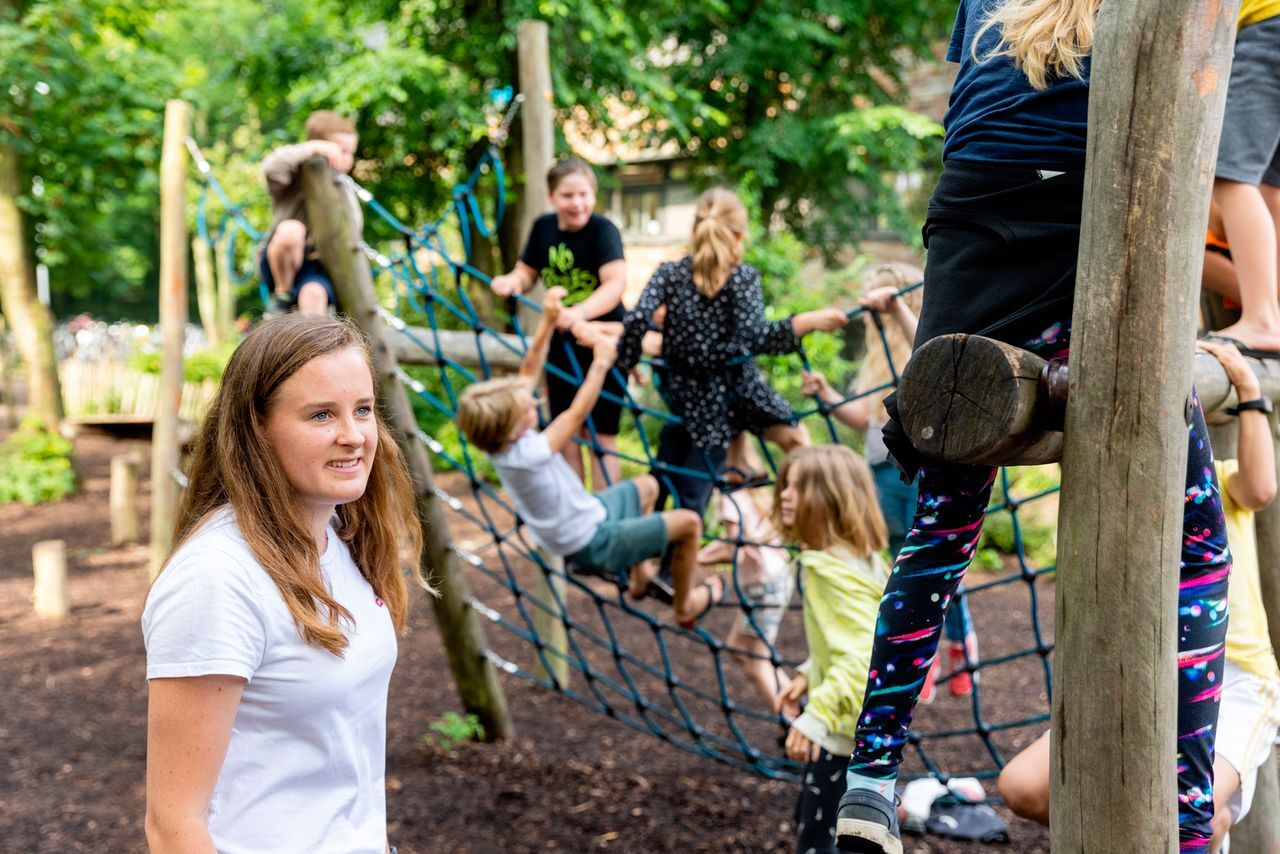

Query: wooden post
left=1233, top=753, right=1280, bottom=851
left=895, top=335, right=1280, bottom=466
left=191, top=234, right=223, bottom=348
left=301, top=157, right=514, bottom=741
left=1232, top=409, right=1280, bottom=847
left=897, top=334, right=1063, bottom=466
left=32, top=539, right=68, bottom=619
left=1049, top=2, right=1238, bottom=850
left=150, top=100, right=192, bottom=578
left=214, top=232, right=237, bottom=334
left=110, top=454, right=140, bottom=545
left=0, top=312, right=15, bottom=429
left=390, top=325, right=521, bottom=371
left=516, top=19, right=554, bottom=331
left=532, top=551, right=570, bottom=688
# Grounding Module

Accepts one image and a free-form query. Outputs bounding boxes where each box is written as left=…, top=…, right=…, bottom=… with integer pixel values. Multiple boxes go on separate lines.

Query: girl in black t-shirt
left=490, top=158, right=626, bottom=485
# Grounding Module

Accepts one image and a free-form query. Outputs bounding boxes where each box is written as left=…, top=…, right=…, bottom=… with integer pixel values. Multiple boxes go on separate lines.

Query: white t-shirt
left=491, top=430, right=605, bottom=556
left=142, top=507, right=397, bottom=854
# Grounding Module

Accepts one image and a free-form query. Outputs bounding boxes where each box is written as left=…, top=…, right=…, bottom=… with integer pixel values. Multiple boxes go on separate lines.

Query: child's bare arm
left=518, top=287, right=567, bottom=387
left=542, top=335, right=618, bottom=454
left=570, top=320, right=624, bottom=347
left=801, top=370, right=869, bottom=430
left=490, top=261, right=538, bottom=298
left=860, top=286, right=919, bottom=343
left=1200, top=340, right=1278, bottom=510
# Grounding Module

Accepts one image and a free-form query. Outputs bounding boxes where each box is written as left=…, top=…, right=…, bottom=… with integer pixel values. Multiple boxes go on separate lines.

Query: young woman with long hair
left=143, top=314, right=422, bottom=853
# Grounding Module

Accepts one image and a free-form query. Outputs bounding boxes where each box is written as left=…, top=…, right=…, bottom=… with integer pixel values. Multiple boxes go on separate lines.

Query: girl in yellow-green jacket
left=773, top=445, right=890, bottom=854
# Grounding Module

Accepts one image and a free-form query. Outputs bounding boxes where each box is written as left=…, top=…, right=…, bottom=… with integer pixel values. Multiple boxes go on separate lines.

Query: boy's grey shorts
left=570, top=480, right=668, bottom=583
left=1216, top=15, right=1280, bottom=186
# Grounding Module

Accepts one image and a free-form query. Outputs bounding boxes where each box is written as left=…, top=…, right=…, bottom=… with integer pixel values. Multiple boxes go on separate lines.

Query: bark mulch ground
left=0, top=432, right=1052, bottom=852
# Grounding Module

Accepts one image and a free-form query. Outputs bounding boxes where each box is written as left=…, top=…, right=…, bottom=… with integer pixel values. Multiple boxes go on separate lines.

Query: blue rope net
left=187, top=127, right=1059, bottom=787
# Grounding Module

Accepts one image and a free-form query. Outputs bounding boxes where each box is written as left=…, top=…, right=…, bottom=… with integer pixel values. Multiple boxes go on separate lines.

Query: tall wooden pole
left=516, top=20, right=554, bottom=330
left=0, top=117, right=63, bottom=426
left=301, top=158, right=514, bottom=741
left=150, top=100, right=192, bottom=578
left=1050, top=2, right=1238, bottom=850
left=1232, top=409, right=1280, bottom=848
left=191, top=234, right=223, bottom=347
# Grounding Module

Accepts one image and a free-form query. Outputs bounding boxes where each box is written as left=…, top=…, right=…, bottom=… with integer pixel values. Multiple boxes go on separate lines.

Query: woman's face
left=549, top=173, right=596, bottom=231
left=263, top=346, right=378, bottom=516
left=779, top=466, right=800, bottom=529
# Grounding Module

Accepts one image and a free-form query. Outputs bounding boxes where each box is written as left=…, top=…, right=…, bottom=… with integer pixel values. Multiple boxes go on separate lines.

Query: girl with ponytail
left=834, top=2, right=1232, bottom=852
left=610, top=188, right=849, bottom=496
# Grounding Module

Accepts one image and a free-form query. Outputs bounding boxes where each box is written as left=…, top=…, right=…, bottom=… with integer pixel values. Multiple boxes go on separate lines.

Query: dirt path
left=0, top=433, right=1052, bottom=852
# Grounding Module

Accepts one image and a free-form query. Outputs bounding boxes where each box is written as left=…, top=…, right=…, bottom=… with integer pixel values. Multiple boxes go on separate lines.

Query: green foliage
left=421, top=711, right=485, bottom=751
left=0, top=417, right=77, bottom=505
left=977, top=467, right=1061, bottom=568
left=128, top=340, right=235, bottom=383
left=3, top=0, right=953, bottom=320
left=746, top=229, right=858, bottom=444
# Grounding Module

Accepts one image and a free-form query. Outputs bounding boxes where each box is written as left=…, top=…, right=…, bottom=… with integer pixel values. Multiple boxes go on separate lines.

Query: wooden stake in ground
left=301, top=157, right=514, bottom=742
left=192, top=234, right=224, bottom=348
left=1050, top=1, right=1238, bottom=849
left=32, top=539, right=68, bottom=619
left=110, top=454, right=140, bottom=545
left=150, top=100, right=192, bottom=578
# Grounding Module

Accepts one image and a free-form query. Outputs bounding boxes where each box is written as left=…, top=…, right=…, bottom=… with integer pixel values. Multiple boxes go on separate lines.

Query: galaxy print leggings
left=846, top=328, right=1231, bottom=850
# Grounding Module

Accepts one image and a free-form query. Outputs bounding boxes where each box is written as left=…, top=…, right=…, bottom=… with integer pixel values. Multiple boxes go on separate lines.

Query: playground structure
left=136, top=7, right=1280, bottom=850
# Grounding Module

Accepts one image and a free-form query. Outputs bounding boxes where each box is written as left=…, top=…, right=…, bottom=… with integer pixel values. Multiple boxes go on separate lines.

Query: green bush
left=0, top=418, right=77, bottom=505
left=129, top=339, right=237, bottom=384
left=977, top=467, right=1060, bottom=567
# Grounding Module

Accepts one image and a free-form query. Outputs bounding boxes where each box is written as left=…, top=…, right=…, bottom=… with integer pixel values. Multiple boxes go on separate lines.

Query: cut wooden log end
left=898, top=334, right=1064, bottom=467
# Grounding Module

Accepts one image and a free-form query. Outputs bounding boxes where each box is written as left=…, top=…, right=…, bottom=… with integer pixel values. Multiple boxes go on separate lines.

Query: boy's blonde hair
left=855, top=261, right=924, bottom=415
left=775, top=445, right=887, bottom=557
left=305, top=110, right=357, bottom=141
left=691, top=188, right=747, bottom=299
left=457, top=377, right=527, bottom=453
left=975, top=0, right=1101, bottom=91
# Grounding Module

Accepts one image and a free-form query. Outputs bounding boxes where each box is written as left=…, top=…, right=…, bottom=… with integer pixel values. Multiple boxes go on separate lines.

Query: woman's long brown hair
left=161, top=314, right=420, bottom=655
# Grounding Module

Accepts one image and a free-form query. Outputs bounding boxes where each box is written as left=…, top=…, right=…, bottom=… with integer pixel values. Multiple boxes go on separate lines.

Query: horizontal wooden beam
left=390, top=326, right=523, bottom=371
left=899, top=334, right=1280, bottom=467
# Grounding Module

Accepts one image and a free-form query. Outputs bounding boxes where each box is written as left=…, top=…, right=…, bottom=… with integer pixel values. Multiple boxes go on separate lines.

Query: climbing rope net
left=187, top=101, right=1058, bottom=786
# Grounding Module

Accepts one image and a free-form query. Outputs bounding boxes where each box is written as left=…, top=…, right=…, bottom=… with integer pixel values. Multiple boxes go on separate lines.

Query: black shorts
left=545, top=332, right=624, bottom=435
left=885, top=160, right=1086, bottom=478
left=258, top=232, right=338, bottom=305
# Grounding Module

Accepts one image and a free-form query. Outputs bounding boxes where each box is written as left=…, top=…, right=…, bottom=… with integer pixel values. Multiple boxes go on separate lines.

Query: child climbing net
left=183, top=109, right=1061, bottom=793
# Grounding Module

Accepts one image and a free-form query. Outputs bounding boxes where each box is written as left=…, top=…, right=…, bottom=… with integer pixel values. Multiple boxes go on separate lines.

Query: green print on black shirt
left=541, top=243, right=599, bottom=306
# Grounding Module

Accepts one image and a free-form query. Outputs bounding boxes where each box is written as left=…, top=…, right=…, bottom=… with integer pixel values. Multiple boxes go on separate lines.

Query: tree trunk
left=0, top=142, right=63, bottom=425
left=1050, top=1, right=1238, bottom=849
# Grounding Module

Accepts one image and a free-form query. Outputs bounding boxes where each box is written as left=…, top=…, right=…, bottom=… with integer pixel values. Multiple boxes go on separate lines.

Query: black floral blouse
left=616, top=257, right=802, bottom=451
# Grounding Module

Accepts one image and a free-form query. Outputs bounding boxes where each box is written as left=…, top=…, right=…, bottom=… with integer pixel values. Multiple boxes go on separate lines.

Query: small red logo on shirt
left=374, top=597, right=384, bottom=607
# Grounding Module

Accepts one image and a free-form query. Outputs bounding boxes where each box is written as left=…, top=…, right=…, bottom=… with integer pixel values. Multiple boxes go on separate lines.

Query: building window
left=622, top=188, right=662, bottom=236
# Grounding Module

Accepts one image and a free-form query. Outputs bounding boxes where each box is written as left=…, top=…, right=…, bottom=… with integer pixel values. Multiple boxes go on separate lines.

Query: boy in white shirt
left=457, top=288, right=722, bottom=627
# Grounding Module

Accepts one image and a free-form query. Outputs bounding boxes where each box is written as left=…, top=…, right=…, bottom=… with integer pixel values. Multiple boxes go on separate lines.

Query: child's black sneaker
left=835, top=788, right=902, bottom=854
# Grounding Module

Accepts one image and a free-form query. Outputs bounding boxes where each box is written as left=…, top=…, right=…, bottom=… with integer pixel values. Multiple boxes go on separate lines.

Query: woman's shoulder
left=649, top=256, right=693, bottom=286
left=658, top=255, right=693, bottom=274
left=155, top=508, right=270, bottom=595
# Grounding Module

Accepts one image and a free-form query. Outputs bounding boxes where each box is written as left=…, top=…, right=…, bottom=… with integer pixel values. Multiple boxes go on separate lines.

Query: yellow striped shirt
left=1240, top=0, right=1280, bottom=28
